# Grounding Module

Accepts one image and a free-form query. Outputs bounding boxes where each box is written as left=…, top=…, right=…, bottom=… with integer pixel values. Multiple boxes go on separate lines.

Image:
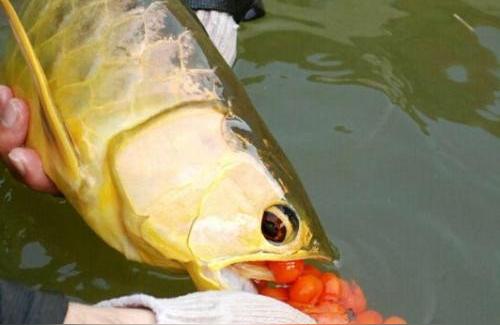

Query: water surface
left=1, top=0, right=499, bottom=323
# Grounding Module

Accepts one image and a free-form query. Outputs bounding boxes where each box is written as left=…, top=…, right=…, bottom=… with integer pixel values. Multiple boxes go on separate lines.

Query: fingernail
left=8, top=149, right=27, bottom=176
left=0, top=86, right=11, bottom=106
left=1, top=99, right=21, bottom=128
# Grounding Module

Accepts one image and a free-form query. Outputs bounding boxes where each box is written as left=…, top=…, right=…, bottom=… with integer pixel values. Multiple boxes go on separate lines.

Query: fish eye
left=261, top=205, right=299, bottom=244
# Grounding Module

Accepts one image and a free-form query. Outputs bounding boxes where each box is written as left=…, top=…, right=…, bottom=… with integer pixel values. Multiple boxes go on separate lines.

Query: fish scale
left=26, top=0, right=220, bottom=157
left=0, top=0, right=337, bottom=290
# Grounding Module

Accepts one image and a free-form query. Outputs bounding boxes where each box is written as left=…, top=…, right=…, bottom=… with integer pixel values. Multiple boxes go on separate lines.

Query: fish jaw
left=186, top=249, right=336, bottom=291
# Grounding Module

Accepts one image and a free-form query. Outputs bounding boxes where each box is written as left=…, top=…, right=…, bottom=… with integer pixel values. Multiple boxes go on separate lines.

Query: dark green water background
left=1, top=0, right=499, bottom=323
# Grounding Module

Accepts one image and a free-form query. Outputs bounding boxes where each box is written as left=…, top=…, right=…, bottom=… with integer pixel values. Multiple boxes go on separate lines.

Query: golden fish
left=0, top=0, right=338, bottom=290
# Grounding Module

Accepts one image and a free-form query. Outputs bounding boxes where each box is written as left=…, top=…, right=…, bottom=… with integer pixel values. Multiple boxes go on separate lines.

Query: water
left=1, top=0, right=499, bottom=323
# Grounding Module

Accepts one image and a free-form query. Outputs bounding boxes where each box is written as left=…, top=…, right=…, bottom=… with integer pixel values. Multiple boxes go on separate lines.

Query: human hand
left=64, top=303, right=155, bottom=324
left=97, top=291, right=316, bottom=324
left=0, top=85, right=58, bottom=193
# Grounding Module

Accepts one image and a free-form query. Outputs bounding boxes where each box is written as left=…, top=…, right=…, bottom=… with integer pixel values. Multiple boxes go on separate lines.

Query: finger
left=0, top=85, right=13, bottom=108
left=0, top=97, right=30, bottom=156
left=7, top=148, right=59, bottom=194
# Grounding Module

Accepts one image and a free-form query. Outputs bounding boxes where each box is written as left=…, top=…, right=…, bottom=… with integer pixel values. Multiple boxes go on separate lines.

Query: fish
left=0, top=0, right=338, bottom=290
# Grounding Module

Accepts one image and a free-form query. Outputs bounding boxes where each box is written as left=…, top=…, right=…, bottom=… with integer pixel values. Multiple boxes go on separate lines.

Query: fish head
left=110, top=103, right=338, bottom=291
left=184, top=105, right=339, bottom=290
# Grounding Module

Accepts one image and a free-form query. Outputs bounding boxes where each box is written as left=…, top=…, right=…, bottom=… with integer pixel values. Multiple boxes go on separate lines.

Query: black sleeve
left=0, top=280, right=69, bottom=324
left=185, top=0, right=265, bottom=22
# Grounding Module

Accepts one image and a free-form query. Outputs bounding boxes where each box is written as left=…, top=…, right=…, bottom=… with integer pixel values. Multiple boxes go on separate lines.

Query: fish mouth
left=220, top=262, right=275, bottom=293
left=219, top=254, right=334, bottom=292
left=198, top=245, right=338, bottom=291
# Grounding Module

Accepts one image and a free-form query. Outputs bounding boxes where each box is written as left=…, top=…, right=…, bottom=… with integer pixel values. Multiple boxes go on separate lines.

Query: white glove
left=196, top=10, right=239, bottom=66
left=97, top=291, right=315, bottom=324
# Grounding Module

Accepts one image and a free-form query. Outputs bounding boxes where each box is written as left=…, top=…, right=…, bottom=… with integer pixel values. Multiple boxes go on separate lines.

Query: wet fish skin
left=0, top=0, right=337, bottom=290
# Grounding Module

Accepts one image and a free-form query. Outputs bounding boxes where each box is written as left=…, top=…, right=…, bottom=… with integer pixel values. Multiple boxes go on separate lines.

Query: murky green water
left=1, top=0, right=499, bottom=323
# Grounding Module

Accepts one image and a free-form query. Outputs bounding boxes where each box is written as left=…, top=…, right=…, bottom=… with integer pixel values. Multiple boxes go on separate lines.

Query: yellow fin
left=0, top=0, right=79, bottom=180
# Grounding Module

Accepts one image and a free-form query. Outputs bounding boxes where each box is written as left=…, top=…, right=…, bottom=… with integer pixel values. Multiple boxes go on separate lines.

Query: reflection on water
left=445, top=65, right=468, bottom=83
left=240, top=0, right=500, bottom=137
left=1, top=1, right=499, bottom=323
left=19, top=242, right=52, bottom=269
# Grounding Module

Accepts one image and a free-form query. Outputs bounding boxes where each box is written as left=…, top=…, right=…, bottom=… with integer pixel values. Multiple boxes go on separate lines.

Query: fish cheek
left=110, top=106, right=232, bottom=265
